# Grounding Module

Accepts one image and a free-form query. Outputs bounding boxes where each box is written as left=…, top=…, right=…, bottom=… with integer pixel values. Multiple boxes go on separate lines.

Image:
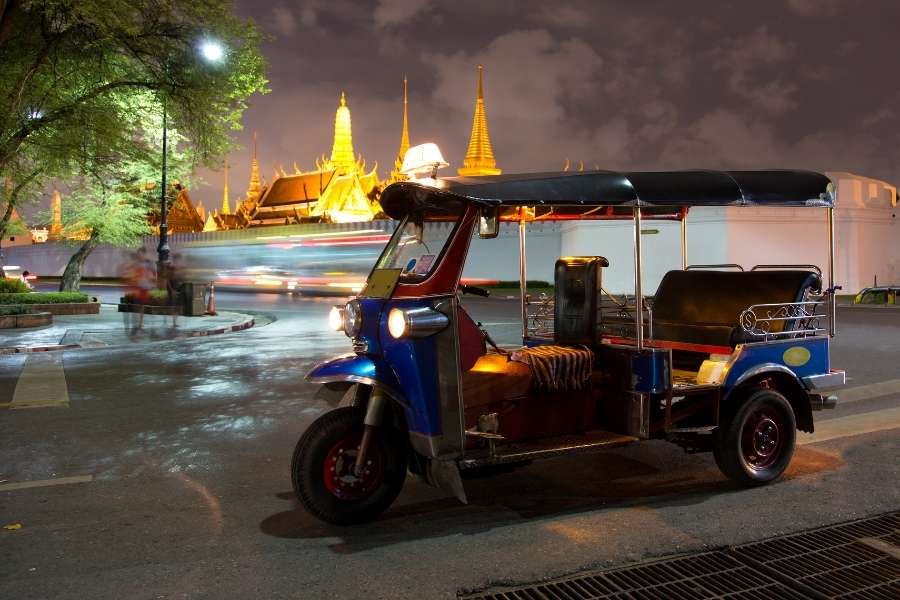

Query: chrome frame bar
left=827, top=207, right=836, bottom=337
left=739, top=300, right=827, bottom=340
left=519, top=214, right=528, bottom=340
left=633, top=205, right=644, bottom=349
left=680, top=215, right=687, bottom=270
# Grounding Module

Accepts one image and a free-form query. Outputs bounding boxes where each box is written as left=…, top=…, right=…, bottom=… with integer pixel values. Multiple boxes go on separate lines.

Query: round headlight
left=343, top=299, right=362, bottom=337
left=328, top=306, right=344, bottom=331
left=387, top=308, right=408, bottom=339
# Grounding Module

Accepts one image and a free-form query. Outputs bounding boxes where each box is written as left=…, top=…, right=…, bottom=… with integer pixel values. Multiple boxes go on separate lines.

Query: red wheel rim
left=740, top=406, right=785, bottom=470
left=322, top=434, right=385, bottom=501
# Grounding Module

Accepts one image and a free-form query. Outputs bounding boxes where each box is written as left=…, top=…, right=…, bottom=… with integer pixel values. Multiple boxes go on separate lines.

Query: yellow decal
left=783, top=346, right=811, bottom=367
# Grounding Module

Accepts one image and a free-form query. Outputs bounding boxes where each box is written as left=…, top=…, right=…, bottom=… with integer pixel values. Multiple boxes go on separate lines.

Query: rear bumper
left=802, top=370, right=845, bottom=391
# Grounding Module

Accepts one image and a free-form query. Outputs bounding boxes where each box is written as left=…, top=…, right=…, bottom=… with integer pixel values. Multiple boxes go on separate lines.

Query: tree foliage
left=0, top=0, right=269, bottom=235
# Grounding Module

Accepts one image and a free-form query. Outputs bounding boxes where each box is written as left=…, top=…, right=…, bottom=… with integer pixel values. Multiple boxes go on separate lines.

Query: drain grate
left=460, top=512, right=900, bottom=600
left=732, top=512, right=900, bottom=599
left=462, top=551, right=806, bottom=599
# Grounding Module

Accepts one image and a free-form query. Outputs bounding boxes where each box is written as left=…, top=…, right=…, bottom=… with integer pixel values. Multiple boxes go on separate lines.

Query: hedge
left=0, top=292, right=89, bottom=305
left=121, top=289, right=172, bottom=306
left=0, top=278, right=29, bottom=294
left=0, top=305, right=31, bottom=315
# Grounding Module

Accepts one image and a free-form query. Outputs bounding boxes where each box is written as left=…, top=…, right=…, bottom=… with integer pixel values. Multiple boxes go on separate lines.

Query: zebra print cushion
left=510, top=345, right=594, bottom=392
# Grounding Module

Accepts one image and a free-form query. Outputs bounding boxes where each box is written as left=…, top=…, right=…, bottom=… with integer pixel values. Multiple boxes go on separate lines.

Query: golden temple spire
left=246, top=132, right=262, bottom=199
left=391, top=77, right=411, bottom=181
left=457, top=65, right=501, bottom=177
left=222, top=164, right=231, bottom=215
left=330, top=92, right=356, bottom=174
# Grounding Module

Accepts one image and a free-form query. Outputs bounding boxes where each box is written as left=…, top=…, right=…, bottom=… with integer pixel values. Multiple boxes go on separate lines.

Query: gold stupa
left=457, top=65, right=501, bottom=177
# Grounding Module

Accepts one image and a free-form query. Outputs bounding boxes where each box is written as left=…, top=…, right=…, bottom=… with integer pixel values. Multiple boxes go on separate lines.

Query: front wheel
left=292, top=406, right=408, bottom=525
left=713, top=388, right=796, bottom=486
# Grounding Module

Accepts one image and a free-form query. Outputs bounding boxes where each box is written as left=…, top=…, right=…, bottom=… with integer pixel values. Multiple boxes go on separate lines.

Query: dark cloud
left=194, top=0, right=900, bottom=208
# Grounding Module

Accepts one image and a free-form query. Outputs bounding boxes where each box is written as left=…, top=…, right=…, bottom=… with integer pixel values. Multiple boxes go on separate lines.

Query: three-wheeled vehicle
left=294, top=169, right=846, bottom=525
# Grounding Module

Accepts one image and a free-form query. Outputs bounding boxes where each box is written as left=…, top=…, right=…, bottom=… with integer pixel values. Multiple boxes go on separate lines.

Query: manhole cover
left=460, top=512, right=900, bottom=600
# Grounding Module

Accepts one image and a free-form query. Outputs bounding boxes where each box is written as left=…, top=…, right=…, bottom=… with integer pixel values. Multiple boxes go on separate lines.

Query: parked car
left=854, top=286, right=898, bottom=305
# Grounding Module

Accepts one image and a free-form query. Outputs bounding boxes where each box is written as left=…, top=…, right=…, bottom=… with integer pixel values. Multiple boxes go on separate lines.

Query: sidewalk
left=0, top=305, right=257, bottom=353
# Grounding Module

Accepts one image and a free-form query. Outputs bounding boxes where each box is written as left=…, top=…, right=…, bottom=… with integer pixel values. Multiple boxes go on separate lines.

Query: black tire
left=713, top=387, right=796, bottom=486
left=292, top=405, right=408, bottom=525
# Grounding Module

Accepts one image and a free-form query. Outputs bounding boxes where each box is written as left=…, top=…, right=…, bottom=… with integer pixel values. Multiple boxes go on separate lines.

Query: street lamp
left=157, top=39, right=225, bottom=277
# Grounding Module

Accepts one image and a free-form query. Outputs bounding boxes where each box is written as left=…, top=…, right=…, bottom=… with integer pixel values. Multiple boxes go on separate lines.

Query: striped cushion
left=510, top=345, right=594, bottom=391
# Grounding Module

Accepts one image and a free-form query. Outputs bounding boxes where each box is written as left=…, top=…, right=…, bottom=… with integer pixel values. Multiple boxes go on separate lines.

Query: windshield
left=375, top=215, right=460, bottom=281
left=375, top=201, right=465, bottom=283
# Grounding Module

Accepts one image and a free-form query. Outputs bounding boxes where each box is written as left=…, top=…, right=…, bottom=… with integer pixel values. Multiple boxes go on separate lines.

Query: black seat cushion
left=651, top=270, right=821, bottom=348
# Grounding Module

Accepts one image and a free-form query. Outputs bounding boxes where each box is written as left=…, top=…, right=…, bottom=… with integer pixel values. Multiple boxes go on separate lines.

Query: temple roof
left=259, top=171, right=337, bottom=206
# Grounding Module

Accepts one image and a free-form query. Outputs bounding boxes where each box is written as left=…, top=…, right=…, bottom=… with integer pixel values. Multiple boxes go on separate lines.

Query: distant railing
left=525, top=293, right=555, bottom=338
left=739, top=298, right=827, bottom=340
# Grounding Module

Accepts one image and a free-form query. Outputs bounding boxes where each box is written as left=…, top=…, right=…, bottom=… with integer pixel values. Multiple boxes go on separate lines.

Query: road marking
left=801, top=406, right=900, bottom=445
left=8, top=353, right=69, bottom=409
left=838, top=378, right=900, bottom=404
left=0, top=475, right=93, bottom=492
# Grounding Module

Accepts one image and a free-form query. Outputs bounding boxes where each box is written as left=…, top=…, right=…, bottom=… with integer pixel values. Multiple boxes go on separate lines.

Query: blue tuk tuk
left=295, top=170, right=845, bottom=525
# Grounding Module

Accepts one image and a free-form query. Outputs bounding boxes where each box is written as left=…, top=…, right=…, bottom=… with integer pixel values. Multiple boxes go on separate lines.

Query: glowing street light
left=199, top=40, right=224, bottom=63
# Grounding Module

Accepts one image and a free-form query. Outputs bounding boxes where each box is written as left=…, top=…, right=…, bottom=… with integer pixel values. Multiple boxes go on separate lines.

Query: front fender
left=306, top=353, right=406, bottom=407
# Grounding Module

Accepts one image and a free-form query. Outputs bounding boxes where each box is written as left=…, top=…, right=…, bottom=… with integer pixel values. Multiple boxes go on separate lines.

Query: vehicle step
left=459, top=429, right=638, bottom=470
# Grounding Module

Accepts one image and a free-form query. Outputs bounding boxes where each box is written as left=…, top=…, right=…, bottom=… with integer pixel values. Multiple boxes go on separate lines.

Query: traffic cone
left=205, top=282, right=218, bottom=316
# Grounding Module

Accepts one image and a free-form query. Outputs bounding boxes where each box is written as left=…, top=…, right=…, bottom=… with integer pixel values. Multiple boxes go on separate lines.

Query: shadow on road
left=259, top=443, right=844, bottom=553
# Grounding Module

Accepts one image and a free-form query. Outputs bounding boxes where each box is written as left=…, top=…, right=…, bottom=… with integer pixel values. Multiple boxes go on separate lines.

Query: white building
left=464, top=171, right=898, bottom=294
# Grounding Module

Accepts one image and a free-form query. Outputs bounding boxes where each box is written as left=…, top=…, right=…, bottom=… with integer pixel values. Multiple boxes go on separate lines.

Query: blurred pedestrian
left=20, top=270, right=34, bottom=290
left=166, top=253, right=183, bottom=329
left=122, top=248, right=155, bottom=336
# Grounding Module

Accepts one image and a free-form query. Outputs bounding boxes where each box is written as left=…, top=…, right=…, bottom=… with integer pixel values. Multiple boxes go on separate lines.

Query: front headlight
left=328, top=306, right=344, bottom=331
left=343, top=299, right=362, bottom=337
left=387, top=307, right=449, bottom=339
left=388, top=308, right=408, bottom=338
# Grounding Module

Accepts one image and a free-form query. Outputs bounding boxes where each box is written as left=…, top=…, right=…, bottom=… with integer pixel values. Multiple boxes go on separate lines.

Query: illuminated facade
left=458, top=65, right=502, bottom=177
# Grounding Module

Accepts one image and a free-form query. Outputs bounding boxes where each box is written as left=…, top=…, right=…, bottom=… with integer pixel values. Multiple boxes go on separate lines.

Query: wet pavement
left=0, top=288, right=898, bottom=599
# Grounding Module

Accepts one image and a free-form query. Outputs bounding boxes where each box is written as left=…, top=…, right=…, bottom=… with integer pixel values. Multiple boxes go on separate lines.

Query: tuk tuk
left=295, top=169, right=845, bottom=525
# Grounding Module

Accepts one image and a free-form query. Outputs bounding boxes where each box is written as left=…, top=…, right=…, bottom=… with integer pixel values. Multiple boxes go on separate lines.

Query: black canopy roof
left=379, top=170, right=835, bottom=219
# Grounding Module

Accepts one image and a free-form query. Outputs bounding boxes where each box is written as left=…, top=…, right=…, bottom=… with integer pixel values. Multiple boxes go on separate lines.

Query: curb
left=0, top=343, right=81, bottom=356
left=0, top=317, right=256, bottom=355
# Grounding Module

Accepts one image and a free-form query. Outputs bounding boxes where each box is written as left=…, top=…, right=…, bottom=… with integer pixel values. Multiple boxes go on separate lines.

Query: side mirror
left=478, top=207, right=499, bottom=239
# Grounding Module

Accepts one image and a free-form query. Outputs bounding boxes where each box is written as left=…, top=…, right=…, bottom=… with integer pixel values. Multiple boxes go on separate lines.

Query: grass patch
left=0, top=278, right=29, bottom=294
left=0, top=292, right=89, bottom=305
left=0, top=305, right=31, bottom=315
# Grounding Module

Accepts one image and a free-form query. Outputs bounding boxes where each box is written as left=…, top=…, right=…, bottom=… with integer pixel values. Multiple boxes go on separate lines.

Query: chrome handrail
left=751, top=264, right=823, bottom=276
left=685, top=264, right=744, bottom=271
left=739, top=299, right=826, bottom=340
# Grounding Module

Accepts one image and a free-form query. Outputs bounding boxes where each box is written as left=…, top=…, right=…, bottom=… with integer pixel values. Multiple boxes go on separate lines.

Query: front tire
left=713, top=388, right=796, bottom=486
left=292, top=406, right=408, bottom=525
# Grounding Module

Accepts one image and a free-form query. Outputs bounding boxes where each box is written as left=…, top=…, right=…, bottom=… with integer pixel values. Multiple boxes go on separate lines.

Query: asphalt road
left=1, top=287, right=898, bottom=599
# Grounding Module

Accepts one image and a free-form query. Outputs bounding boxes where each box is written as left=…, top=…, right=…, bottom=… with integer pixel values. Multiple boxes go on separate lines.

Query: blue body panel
left=307, top=296, right=449, bottom=438
left=632, top=349, right=670, bottom=394
left=723, top=336, right=830, bottom=393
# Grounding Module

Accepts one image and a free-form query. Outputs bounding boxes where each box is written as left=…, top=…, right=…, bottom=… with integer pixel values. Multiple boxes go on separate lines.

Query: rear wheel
left=292, top=406, right=408, bottom=525
left=713, top=388, right=796, bottom=486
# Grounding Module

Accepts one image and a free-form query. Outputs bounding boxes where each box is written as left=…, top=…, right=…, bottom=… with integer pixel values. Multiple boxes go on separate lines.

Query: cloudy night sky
left=196, top=0, right=900, bottom=208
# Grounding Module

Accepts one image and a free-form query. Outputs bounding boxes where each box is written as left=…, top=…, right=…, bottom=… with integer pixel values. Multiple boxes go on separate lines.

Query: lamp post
left=157, top=40, right=224, bottom=279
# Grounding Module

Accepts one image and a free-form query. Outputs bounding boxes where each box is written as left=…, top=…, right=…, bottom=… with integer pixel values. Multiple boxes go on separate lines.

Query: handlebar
left=460, top=284, right=490, bottom=297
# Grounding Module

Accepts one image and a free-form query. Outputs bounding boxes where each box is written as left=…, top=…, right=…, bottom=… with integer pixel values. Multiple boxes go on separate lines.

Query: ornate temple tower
left=246, top=132, right=262, bottom=200
left=458, top=65, right=501, bottom=177
left=221, top=164, right=231, bottom=215
left=330, top=92, right=356, bottom=174
left=49, top=189, right=63, bottom=240
left=390, top=77, right=411, bottom=182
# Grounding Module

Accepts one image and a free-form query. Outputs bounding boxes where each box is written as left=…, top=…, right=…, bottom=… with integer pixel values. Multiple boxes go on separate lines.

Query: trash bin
left=181, top=282, right=206, bottom=316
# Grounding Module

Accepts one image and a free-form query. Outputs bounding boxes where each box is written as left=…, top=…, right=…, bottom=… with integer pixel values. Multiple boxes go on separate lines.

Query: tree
left=0, top=0, right=269, bottom=240
left=54, top=98, right=197, bottom=290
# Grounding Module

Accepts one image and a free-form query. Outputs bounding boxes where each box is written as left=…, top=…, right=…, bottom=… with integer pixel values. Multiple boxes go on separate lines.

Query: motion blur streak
left=180, top=228, right=390, bottom=294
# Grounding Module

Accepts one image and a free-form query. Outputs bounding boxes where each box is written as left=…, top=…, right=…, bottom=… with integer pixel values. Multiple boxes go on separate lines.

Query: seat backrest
left=653, top=270, right=821, bottom=330
left=554, top=256, right=608, bottom=345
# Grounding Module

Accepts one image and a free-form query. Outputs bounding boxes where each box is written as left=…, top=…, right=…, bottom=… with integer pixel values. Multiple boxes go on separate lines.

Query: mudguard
left=306, top=353, right=406, bottom=407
